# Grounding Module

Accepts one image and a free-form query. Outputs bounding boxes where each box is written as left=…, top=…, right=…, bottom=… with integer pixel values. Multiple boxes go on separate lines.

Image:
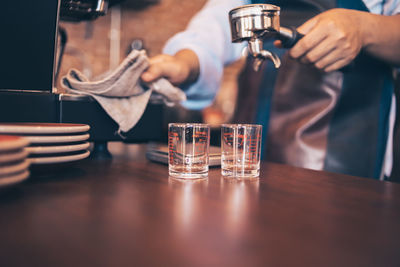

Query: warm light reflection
left=221, top=177, right=260, bottom=235
left=168, top=177, right=208, bottom=233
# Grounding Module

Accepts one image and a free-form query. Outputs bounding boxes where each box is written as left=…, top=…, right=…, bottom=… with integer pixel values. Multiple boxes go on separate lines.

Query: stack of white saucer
left=0, top=135, right=30, bottom=188
left=0, top=123, right=91, bottom=166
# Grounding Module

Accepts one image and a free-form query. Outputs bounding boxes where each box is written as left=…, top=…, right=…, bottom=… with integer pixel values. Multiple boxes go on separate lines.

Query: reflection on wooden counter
left=0, top=142, right=399, bottom=266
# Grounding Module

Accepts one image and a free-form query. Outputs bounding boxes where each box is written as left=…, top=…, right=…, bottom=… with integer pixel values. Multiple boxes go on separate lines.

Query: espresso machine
left=229, top=4, right=304, bottom=71
left=0, top=0, right=163, bottom=156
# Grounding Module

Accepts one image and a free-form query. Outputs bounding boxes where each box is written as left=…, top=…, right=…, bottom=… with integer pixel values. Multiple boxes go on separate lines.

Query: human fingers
left=298, top=37, right=336, bottom=65
left=313, top=47, right=347, bottom=71
left=141, top=55, right=188, bottom=85
left=311, top=38, right=356, bottom=71
left=322, top=56, right=352, bottom=72
left=141, top=55, right=169, bottom=82
left=141, top=64, right=164, bottom=83
left=289, top=16, right=326, bottom=59
left=293, top=9, right=364, bottom=71
left=297, top=15, right=319, bottom=35
left=297, top=30, right=356, bottom=72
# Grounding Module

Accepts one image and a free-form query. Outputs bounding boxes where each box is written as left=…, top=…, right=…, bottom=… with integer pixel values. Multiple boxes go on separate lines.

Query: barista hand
left=141, top=49, right=200, bottom=85
left=289, top=8, right=365, bottom=72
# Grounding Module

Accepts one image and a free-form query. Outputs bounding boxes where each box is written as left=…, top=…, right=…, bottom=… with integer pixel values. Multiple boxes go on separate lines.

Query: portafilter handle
left=278, top=26, right=305, bottom=48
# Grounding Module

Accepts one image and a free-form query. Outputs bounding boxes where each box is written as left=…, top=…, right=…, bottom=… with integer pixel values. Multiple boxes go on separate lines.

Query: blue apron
left=235, top=0, right=394, bottom=178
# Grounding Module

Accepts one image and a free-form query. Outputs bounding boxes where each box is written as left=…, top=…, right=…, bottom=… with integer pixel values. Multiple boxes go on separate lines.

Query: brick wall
left=58, top=0, right=243, bottom=124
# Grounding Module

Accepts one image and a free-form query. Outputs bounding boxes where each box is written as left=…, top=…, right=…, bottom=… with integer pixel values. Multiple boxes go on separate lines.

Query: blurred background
left=57, top=0, right=245, bottom=131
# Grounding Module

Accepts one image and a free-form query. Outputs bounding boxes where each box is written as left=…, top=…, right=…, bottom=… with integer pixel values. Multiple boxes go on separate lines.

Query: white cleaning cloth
left=61, top=50, right=186, bottom=133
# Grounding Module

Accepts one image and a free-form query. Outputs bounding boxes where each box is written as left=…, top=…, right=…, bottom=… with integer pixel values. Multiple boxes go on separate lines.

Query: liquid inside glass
left=221, top=124, right=262, bottom=178
left=168, top=123, right=210, bottom=179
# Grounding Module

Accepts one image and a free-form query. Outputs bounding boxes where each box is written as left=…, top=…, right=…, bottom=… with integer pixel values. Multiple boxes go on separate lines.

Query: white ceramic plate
left=0, top=149, right=28, bottom=164
left=0, top=160, right=30, bottom=177
left=26, top=142, right=90, bottom=155
left=0, top=170, right=30, bottom=188
left=29, top=150, right=90, bottom=165
left=24, top=133, right=90, bottom=144
left=0, top=135, right=29, bottom=152
left=0, top=123, right=90, bottom=134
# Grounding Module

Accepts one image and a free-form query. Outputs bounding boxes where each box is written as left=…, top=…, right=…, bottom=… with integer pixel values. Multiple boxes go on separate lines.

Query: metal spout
left=248, top=39, right=281, bottom=71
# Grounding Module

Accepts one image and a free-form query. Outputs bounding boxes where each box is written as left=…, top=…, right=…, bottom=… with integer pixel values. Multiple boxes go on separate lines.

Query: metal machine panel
left=0, top=0, right=59, bottom=92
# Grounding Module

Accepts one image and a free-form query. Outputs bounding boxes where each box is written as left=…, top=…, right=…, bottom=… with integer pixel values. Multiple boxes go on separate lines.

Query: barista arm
left=360, top=13, right=400, bottom=65
left=289, top=9, right=400, bottom=72
left=141, top=0, right=248, bottom=110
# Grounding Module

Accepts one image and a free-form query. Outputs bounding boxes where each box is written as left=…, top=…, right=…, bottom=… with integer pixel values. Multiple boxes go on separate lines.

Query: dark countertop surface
left=0, top=142, right=399, bottom=267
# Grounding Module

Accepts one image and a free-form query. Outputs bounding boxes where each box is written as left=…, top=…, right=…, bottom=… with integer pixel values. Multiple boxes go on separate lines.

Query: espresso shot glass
left=168, top=123, right=210, bottom=179
left=221, top=124, right=262, bottom=178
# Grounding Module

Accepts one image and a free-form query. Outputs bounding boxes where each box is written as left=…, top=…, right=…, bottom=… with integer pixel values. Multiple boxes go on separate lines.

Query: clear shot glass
left=168, top=123, right=210, bottom=179
left=221, top=124, right=262, bottom=178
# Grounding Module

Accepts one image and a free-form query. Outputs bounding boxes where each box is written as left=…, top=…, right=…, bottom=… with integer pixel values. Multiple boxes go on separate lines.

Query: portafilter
left=229, top=4, right=304, bottom=71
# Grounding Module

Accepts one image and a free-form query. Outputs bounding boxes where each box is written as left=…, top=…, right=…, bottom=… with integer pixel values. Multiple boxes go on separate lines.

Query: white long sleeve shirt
left=163, top=0, right=400, bottom=109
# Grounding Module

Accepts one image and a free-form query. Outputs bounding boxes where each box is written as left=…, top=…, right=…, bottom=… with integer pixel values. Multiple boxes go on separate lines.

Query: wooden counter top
left=0, top=143, right=399, bottom=267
